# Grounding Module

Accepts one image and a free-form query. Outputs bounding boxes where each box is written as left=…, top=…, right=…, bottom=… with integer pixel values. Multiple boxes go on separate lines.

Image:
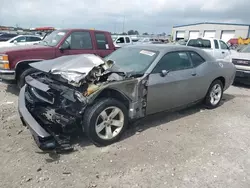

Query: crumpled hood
left=30, top=54, right=112, bottom=86
left=31, top=54, right=106, bottom=73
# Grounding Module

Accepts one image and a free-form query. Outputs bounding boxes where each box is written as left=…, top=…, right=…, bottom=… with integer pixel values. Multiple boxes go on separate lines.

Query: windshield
left=240, top=45, right=250, bottom=53
left=104, top=47, right=158, bottom=74
left=111, top=36, right=117, bottom=42
left=41, top=30, right=68, bottom=47
left=187, top=39, right=211, bottom=48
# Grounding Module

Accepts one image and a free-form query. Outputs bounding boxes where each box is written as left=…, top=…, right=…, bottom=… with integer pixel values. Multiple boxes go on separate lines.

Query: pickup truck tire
left=83, top=98, right=128, bottom=146
left=17, top=68, right=38, bottom=89
left=204, top=80, right=223, bottom=109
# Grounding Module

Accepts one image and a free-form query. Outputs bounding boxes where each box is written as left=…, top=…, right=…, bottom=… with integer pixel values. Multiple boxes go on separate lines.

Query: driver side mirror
left=59, top=42, right=70, bottom=51
left=13, top=40, right=17, bottom=44
left=160, top=70, right=169, bottom=77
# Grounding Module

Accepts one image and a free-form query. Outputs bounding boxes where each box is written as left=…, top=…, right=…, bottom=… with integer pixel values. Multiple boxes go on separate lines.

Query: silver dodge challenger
left=18, top=45, right=236, bottom=151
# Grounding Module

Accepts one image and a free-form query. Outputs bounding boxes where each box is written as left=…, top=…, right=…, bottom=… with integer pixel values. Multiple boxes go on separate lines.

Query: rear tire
left=83, top=98, right=128, bottom=146
left=17, top=68, right=38, bottom=89
left=204, top=80, right=223, bottom=109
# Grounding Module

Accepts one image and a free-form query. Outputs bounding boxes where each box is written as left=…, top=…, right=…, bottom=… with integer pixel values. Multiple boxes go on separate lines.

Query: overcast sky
left=0, top=0, right=249, bottom=34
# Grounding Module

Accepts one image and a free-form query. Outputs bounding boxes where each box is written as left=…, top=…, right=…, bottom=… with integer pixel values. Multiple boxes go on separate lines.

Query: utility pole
left=122, top=15, right=125, bottom=33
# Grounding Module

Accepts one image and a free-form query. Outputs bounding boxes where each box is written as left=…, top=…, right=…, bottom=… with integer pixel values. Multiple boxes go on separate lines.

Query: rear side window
left=95, top=33, right=109, bottom=50
left=187, top=39, right=211, bottom=48
left=125, top=37, right=130, bottom=43
left=66, top=31, right=93, bottom=49
left=189, top=52, right=205, bottom=67
left=27, top=36, right=41, bottom=42
left=214, top=40, right=219, bottom=49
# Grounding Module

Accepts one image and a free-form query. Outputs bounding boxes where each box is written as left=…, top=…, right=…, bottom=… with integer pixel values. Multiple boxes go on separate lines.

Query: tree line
left=112, top=30, right=169, bottom=36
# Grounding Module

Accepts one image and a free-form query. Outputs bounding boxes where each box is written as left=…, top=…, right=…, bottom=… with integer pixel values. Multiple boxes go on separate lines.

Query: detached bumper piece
left=18, top=85, right=74, bottom=152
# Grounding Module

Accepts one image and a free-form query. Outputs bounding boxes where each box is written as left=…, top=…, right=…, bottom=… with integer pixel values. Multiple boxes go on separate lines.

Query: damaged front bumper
left=18, top=85, right=56, bottom=150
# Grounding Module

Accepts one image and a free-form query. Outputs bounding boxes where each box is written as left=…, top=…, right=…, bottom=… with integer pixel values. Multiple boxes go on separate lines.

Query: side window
left=27, top=36, right=41, bottom=42
left=219, top=40, right=229, bottom=50
left=189, top=52, right=205, bottom=67
left=11, top=36, right=26, bottom=43
left=116, top=37, right=125, bottom=44
left=214, top=40, right=219, bottom=49
left=153, top=52, right=192, bottom=73
left=64, top=31, right=92, bottom=50
left=95, top=33, right=109, bottom=50
left=125, top=37, right=130, bottom=43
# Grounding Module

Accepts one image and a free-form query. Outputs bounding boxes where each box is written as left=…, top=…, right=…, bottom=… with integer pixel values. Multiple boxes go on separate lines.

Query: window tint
left=95, top=33, right=109, bottom=50
left=190, top=52, right=205, bottom=67
left=125, top=37, right=130, bottom=43
left=11, top=36, right=26, bottom=43
left=27, top=36, right=41, bottom=42
left=187, top=39, right=211, bottom=48
left=116, top=37, right=125, bottom=43
left=64, top=31, right=92, bottom=49
left=219, top=40, right=228, bottom=50
left=153, top=52, right=192, bottom=73
left=214, top=40, right=219, bottom=49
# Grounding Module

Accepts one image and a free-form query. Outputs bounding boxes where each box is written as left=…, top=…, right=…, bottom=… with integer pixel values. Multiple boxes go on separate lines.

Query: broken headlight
left=74, top=91, right=87, bottom=103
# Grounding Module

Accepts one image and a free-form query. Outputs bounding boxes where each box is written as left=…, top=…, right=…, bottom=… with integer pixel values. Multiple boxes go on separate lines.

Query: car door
left=146, top=51, right=197, bottom=115
left=219, top=40, right=231, bottom=58
left=115, top=37, right=126, bottom=47
left=57, top=31, right=96, bottom=56
left=94, top=32, right=113, bottom=58
left=188, top=51, right=212, bottom=100
left=213, top=39, right=224, bottom=59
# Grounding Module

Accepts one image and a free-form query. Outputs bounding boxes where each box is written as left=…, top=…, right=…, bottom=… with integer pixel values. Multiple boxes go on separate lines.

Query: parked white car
left=224, top=44, right=250, bottom=84
left=0, top=35, right=42, bottom=48
left=186, top=38, right=231, bottom=59
left=112, top=35, right=133, bottom=48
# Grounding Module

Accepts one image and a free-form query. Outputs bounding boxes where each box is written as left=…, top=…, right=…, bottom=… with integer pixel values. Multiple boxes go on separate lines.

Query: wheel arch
left=15, top=59, right=44, bottom=79
left=93, top=88, right=131, bottom=110
left=212, top=76, right=225, bottom=88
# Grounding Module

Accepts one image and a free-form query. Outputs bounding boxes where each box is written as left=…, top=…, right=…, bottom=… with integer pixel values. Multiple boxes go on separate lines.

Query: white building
left=172, top=22, right=250, bottom=43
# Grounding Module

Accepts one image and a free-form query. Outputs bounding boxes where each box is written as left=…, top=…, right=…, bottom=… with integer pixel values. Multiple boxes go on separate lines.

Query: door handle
left=192, top=73, right=196, bottom=76
left=222, top=51, right=225, bottom=54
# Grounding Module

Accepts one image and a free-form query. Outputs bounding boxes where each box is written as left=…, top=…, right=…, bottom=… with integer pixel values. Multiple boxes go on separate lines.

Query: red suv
left=0, top=29, right=116, bottom=88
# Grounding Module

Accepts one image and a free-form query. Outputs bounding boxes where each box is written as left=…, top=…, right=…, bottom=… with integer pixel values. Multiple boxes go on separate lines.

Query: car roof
left=123, top=44, right=200, bottom=53
left=59, top=29, right=110, bottom=33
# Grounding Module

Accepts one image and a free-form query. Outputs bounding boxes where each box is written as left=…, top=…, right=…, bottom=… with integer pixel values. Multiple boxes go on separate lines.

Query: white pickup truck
left=186, top=38, right=231, bottom=59
left=112, top=35, right=133, bottom=48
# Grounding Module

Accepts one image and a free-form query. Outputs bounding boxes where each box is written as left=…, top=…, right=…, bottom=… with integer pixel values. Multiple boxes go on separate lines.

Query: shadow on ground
left=121, top=93, right=235, bottom=142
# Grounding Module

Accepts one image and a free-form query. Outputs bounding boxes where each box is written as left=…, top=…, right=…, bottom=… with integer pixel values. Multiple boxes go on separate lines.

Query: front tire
left=83, top=98, right=128, bottom=146
left=204, top=80, right=223, bottom=109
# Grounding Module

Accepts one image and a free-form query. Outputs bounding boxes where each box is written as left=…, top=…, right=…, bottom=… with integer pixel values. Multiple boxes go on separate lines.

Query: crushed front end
left=18, top=72, right=89, bottom=151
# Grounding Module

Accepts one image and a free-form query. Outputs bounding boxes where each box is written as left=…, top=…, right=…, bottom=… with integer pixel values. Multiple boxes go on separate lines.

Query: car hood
left=0, top=44, right=51, bottom=53
left=30, top=54, right=114, bottom=86
left=226, top=51, right=250, bottom=60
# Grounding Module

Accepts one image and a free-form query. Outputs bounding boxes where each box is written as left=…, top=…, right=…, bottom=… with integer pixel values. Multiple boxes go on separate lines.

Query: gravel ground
left=0, top=81, right=250, bottom=188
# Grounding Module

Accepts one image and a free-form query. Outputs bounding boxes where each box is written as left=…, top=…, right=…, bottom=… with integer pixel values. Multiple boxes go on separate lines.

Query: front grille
left=232, top=58, right=250, bottom=66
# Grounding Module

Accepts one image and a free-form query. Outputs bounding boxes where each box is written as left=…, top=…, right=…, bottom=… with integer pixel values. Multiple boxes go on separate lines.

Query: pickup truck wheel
left=83, top=98, right=128, bottom=146
left=204, top=80, right=223, bottom=109
left=17, top=68, right=38, bottom=89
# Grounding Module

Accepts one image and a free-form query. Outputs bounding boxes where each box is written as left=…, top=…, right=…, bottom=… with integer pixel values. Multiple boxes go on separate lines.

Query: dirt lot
left=0, top=81, right=250, bottom=188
